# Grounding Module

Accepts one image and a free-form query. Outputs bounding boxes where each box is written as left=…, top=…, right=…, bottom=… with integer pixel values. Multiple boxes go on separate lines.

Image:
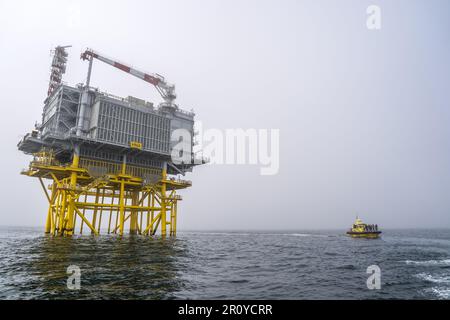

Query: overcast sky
left=1, top=0, right=449, bottom=229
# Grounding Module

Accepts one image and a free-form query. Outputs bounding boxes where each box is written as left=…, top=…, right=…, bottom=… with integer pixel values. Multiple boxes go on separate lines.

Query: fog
left=1, top=0, right=449, bottom=229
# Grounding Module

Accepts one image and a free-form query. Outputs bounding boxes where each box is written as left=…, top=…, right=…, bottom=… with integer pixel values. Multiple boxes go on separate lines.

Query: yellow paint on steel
left=107, top=191, right=115, bottom=234
left=129, top=141, right=143, bottom=149
left=130, top=192, right=138, bottom=234
left=91, top=188, right=100, bottom=234
left=97, top=188, right=105, bottom=233
left=160, top=166, right=167, bottom=237
left=73, top=206, right=99, bottom=235
left=24, top=151, right=187, bottom=237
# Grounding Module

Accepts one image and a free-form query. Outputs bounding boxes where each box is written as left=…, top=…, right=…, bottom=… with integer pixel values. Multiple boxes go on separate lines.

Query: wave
left=416, top=273, right=450, bottom=284
left=181, top=232, right=329, bottom=237
left=430, top=287, right=450, bottom=300
left=282, top=233, right=329, bottom=238
left=405, top=259, right=450, bottom=266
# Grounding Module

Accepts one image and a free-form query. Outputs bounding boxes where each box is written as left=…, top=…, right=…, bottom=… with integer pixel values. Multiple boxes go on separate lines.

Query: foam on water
left=181, top=232, right=329, bottom=238
left=1, top=227, right=449, bottom=299
left=416, top=273, right=450, bottom=284
left=405, top=259, right=450, bottom=266
left=430, top=287, right=450, bottom=299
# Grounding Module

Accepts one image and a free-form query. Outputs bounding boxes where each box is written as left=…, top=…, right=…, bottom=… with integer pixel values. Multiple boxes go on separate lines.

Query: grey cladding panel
left=92, top=100, right=171, bottom=154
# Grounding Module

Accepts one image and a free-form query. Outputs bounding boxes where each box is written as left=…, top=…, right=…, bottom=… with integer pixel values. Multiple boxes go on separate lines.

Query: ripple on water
left=0, top=227, right=449, bottom=299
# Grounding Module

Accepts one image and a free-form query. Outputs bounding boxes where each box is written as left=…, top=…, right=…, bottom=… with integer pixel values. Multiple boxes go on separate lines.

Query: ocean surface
left=0, top=227, right=449, bottom=300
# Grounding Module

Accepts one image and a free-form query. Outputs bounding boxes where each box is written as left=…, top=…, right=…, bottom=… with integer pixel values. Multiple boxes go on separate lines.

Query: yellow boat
left=346, top=217, right=381, bottom=239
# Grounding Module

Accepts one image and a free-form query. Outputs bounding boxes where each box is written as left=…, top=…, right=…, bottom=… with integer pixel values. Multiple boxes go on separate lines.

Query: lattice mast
left=47, top=45, right=71, bottom=97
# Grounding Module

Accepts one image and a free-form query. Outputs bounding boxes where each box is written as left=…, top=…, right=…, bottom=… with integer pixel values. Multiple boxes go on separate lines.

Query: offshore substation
left=18, top=46, right=205, bottom=237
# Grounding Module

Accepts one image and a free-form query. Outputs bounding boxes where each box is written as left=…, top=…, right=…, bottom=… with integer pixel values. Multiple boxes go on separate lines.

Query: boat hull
left=346, top=231, right=381, bottom=239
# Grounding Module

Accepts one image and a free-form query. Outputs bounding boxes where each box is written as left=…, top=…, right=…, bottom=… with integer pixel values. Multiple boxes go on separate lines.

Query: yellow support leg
left=171, top=200, right=178, bottom=236
left=119, top=180, right=125, bottom=235
left=160, top=165, right=167, bottom=237
left=52, top=189, right=61, bottom=235
left=130, top=191, right=138, bottom=235
left=97, top=188, right=105, bottom=233
left=119, top=155, right=127, bottom=235
left=58, top=190, right=67, bottom=236
left=44, top=183, right=56, bottom=234
left=91, top=188, right=100, bottom=234
left=65, top=152, right=79, bottom=236
left=25, top=149, right=190, bottom=238
left=79, top=193, right=87, bottom=234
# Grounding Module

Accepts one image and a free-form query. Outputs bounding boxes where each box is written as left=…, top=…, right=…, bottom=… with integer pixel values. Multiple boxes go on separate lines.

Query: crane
left=80, top=48, right=177, bottom=107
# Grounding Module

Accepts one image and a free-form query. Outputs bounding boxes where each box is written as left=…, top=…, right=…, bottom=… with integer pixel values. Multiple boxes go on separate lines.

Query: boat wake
left=181, top=232, right=329, bottom=238
left=405, top=259, right=450, bottom=266
left=416, top=273, right=450, bottom=284
left=408, top=259, right=450, bottom=299
left=415, top=271, right=450, bottom=300
left=283, top=233, right=329, bottom=238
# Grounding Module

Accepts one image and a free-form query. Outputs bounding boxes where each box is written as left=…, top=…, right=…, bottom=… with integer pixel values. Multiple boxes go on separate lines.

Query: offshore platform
left=18, top=46, right=205, bottom=237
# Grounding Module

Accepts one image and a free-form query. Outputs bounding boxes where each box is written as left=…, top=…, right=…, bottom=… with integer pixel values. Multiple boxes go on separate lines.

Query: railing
left=31, top=150, right=60, bottom=167
left=194, top=155, right=210, bottom=164
left=79, top=157, right=162, bottom=179
left=168, top=177, right=192, bottom=186
left=176, top=108, right=195, bottom=117
left=96, top=89, right=127, bottom=103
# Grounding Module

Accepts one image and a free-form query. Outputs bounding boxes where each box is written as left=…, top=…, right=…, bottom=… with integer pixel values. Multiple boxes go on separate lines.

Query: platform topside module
left=18, top=46, right=206, bottom=237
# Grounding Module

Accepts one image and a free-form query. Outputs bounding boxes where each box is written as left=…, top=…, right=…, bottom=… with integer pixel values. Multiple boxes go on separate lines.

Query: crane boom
left=81, top=48, right=177, bottom=105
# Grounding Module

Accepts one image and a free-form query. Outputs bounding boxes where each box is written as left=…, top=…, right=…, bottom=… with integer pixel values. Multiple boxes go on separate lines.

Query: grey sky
left=1, top=0, right=449, bottom=229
